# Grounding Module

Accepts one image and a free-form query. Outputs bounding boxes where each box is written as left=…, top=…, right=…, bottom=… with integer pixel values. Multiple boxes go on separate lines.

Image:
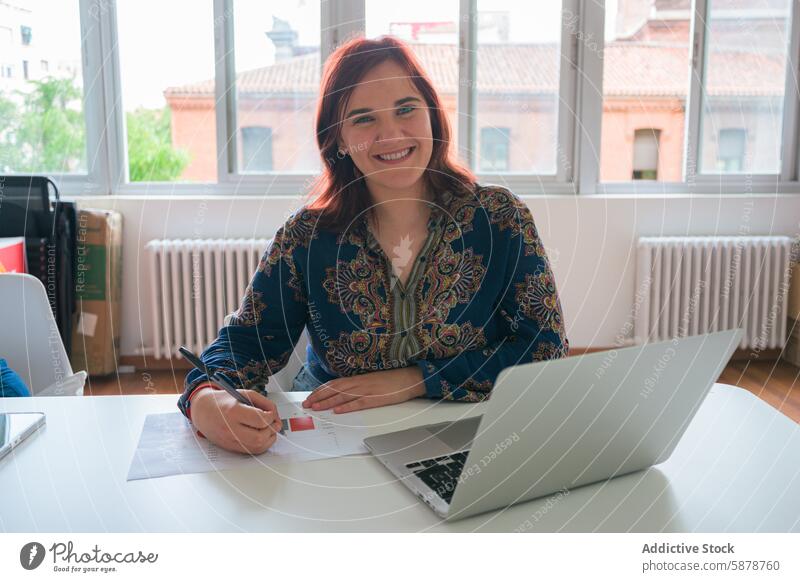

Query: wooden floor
left=718, top=359, right=800, bottom=423
left=85, top=356, right=800, bottom=424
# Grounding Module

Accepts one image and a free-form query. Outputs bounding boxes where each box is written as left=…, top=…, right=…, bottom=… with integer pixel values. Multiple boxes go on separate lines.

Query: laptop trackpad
left=426, top=416, right=481, bottom=450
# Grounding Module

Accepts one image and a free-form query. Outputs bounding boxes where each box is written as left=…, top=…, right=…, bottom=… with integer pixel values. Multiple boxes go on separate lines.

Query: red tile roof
left=604, top=42, right=785, bottom=97
left=164, top=41, right=784, bottom=100
left=655, top=0, right=787, bottom=11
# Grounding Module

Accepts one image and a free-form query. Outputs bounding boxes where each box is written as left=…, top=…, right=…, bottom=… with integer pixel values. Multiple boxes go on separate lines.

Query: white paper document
left=127, top=402, right=369, bottom=481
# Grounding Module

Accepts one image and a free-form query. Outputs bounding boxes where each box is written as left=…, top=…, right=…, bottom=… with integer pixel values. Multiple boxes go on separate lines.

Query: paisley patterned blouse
left=178, top=184, right=569, bottom=418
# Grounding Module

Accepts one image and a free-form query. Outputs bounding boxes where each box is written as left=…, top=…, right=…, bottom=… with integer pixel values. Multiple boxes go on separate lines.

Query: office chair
left=0, top=273, right=86, bottom=396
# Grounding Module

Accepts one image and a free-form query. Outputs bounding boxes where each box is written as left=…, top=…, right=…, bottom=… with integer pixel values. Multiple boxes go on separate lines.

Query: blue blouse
left=0, top=358, right=30, bottom=398
left=178, top=184, right=569, bottom=417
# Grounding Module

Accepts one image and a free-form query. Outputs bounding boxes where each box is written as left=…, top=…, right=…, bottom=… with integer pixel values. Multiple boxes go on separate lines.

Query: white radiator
left=634, top=236, right=793, bottom=350
left=145, top=239, right=269, bottom=359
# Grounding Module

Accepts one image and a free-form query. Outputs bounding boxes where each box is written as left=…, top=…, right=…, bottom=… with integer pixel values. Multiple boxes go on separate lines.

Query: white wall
left=69, top=193, right=800, bottom=356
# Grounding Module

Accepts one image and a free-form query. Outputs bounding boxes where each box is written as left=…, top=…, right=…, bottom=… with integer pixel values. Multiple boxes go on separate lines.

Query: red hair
left=305, top=35, right=477, bottom=232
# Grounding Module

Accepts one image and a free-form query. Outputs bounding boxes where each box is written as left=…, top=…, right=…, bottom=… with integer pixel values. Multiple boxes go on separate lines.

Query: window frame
left=20, top=24, right=31, bottom=45
left=240, top=126, right=274, bottom=173
left=462, top=0, right=581, bottom=194
left=31, top=0, right=800, bottom=196
left=590, top=0, right=800, bottom=195
left=0, top=0, right=109, bottom=194
left=479, top=126, right=512, bottom=173
left=716, top=127, right=747, bottom=173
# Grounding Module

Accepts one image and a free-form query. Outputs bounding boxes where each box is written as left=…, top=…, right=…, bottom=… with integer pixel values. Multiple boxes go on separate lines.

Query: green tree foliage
left=0, top=93, right=20, bottom=171
left=0, top=77, right=189, bottom=181
left=0, top=77, right=85, bottom=172
left=126, top=107, right=190, bottom=182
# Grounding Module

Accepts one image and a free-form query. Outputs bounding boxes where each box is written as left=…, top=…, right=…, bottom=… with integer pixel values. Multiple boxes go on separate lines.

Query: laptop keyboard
left=405, top=450, right=470, bottom=504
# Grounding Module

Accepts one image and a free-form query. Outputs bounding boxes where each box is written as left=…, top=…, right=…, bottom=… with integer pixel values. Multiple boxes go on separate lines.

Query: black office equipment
left=0, top=176, right=77, bottom=355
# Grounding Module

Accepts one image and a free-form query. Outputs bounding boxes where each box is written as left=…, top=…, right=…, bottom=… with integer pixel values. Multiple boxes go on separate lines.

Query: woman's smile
left=372, top=145, right=416, bottom=164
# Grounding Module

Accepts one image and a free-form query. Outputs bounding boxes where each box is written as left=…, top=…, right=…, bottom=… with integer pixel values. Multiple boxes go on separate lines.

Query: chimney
left=265, top=16, right=298, bottom=62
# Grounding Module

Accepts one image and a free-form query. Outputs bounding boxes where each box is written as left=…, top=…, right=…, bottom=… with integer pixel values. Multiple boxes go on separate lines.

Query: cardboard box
left=789, top=262, right=800, bottom=321
left=782, top=240, right=799, bottom=367
left=783, top=316, right=800, bottom=368
left=70, top=209, right=122, bottom=376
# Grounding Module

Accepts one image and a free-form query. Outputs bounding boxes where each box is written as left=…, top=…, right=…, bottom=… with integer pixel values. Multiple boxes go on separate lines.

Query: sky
left=9, top=0, right=582, bottom=110
left=119, top=0, right=567, bottom=110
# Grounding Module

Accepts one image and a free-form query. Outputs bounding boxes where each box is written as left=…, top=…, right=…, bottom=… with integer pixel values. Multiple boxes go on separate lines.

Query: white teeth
left=377, top=147, right=412, bottom=161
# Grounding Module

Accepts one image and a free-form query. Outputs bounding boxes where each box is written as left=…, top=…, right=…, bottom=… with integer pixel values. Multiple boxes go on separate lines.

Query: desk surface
left=1, top=384, right=798, bottom=532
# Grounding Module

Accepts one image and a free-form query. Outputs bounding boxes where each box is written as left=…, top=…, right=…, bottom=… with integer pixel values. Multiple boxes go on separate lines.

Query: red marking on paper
left=288, top=416, right=315, bottom=432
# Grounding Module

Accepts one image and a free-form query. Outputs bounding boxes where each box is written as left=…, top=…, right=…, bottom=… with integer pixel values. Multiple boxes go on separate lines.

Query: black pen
left=178, top=346, right=259, bottom=408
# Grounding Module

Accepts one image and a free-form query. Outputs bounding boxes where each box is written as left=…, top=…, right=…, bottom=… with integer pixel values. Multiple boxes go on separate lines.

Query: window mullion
left=558, top=0, right=580, bottom=184
left=574, top=0, right=604, bottom=194
left=321, top=1, right=334, bottom=63
left=100, top=0, right=127, bottom=191
left=780, top=0, right=800, bottom=182
left=77, top=0, right=104, bottom=193
left=683, top=0, right=708, bottom=188
left=78, top=0, right=118, bottom=194
left=458, top=0, right=477, bottom=170
left=214, top=0, right=236, bottom=183
left=323, top=0, right=365, bottom=61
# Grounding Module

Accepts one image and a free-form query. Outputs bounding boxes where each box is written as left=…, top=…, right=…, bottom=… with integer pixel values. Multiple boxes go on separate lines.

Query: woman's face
left=337, top=59, right=434, bottom=196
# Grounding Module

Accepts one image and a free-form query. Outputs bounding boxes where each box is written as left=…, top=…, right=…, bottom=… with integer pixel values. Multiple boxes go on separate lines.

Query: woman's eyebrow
left=345, top=96, right=422, bottom=119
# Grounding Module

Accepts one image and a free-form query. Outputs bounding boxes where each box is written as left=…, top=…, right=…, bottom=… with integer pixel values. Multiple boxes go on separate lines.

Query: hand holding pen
left=179, top=346, right=260, bottom=406
left=179, top=346, right=283, bottom=455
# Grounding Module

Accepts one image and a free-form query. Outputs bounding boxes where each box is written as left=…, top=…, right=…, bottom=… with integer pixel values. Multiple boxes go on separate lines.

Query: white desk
left=1, top=383, right=798, bottom=532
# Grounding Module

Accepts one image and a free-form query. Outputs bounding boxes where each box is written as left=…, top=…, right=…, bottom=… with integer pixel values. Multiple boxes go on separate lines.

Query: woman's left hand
left=302, top=366, right=426, bottom=413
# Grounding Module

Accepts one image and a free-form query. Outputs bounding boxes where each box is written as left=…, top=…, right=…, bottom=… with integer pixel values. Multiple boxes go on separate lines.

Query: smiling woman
left=307, top=36, right=475, bottom=232
left=178, top=36, right=569, bottom=456
left=341, top=82, right=431, bottom=178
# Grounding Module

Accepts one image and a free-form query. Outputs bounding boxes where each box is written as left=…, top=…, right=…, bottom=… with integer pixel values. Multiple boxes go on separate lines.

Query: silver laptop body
left=363, top=328, right=744, bottom=521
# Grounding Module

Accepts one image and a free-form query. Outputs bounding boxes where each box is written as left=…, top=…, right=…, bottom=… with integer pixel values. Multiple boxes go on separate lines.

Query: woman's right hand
left=190, top=386, right=282, bottom=455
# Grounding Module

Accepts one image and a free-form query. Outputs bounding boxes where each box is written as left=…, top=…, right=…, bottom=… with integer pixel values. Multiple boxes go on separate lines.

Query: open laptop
left=364, top=328, right=744, bottom=521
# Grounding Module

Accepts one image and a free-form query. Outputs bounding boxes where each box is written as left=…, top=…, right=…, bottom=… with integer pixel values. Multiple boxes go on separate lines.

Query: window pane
left=480, top=127, right=511, bottom=172
left=0, top=0, right=86, bottom=174
left=241, top=126, right=273, bottom=172
left=365, top=0, right=460, bottom=156
left=233, top=0, right=320, bottom=174
left=600, top=0, right=691, bottom=182
left=118, top=0, right=216, bottom=182
left=476, top=0, right=562, bottom=174
left=632, top=128, right=661, bottom=179
left=717, top=128, right=746, bottom=172
left=699, top=0, right=791, bottom=175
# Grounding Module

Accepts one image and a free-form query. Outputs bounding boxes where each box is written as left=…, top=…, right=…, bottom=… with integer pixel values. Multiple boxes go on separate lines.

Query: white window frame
left=34, top=0, right=800, bottom=196
left=205, top=0, right=366, bottom=196
left=462, top=0, right=581, bottom=195
left=2, top=0, right=110, bottom=195
left=588, top=0, right=800, bottom=195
